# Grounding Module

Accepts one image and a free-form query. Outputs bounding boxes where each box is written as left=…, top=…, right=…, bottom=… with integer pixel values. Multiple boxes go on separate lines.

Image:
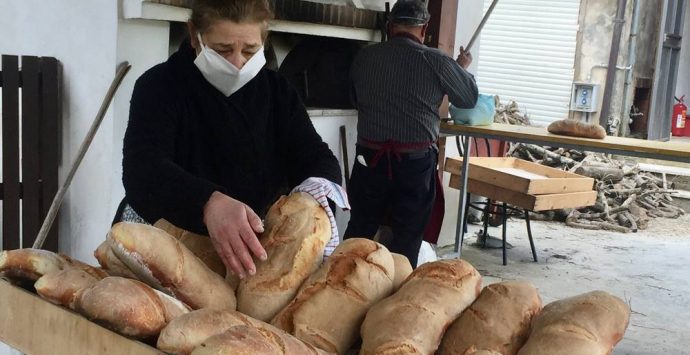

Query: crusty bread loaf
left=439, top=281, right=542, bottom=355
left=94, top=238, right=139, bottom=279
left=391, top=253, right=413, bottom=291
left=237, top=192, right=331, bottom=321
left=60, top=254, right=110, bottom=279
left=360, top=259, right=482, bottom=355
left=154, top=289, right=192, bottom=323
left=152, top=219, right=238, bottom=290
left=271, top=238, right=395, bottom=354
left=75, top=276, right=167, bottom=338
left=517, top=291, right=630, bottom=355
left=159, top=308, right=331, bottom=355
left=34, top=268, right=102, bottom=309
left=158, top=308, right=252, bottom=355
left=0, top=248, right=69, bottom=281
left=190, top=325, right=332, bottom=355
left=153, top=219, right=226, bottom=277
left=108, top=222, right=236, bottom=310
left=547, top=119, right=607, bottom=139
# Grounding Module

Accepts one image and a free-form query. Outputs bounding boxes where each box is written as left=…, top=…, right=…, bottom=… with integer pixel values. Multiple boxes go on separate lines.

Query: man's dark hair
left=388, top=0, right=431, bottom=26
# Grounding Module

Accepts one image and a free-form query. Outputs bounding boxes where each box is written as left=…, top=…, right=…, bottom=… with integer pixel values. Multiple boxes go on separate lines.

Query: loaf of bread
left=153, top=219, right=226, bottom=277
left=237, top=192, right=331, bottom=321
left=155, top=289, right=192, bottom=323
left=34, top=268, right=103, bottom=309
left=391, top=253, right=413, bottom=291
left=94, top=238, right=139, bottom=279
left=0, top=248, right=69, bottom=281
left=271, top=238, right=395, bottom=354
left=360, top=259, right=482, bottom=355
left=60, top=254, right=110, bottom=279
left=516, top=291, right=630, bottom=355
left=439, top=281, right=542, bottom=355
left=74, top=276, right=167, bottom=338
left=191, top=324, right=332, bottom=355
left=159, top=308, right=331, bottom=355
left=547, top=119, right=607, bottom=139
left=158, top=308, right=252, bottom=355
left=108, top=222, right=236, bottom=310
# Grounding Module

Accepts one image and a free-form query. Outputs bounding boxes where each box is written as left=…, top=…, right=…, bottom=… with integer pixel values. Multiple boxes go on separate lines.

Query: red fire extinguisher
left=672, top=95, right=687, bottom=137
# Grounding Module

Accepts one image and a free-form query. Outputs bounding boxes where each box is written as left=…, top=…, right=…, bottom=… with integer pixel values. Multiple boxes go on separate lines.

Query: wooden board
left=441, top=122, right=690, bottom=162
left=2, top=55, right=21, bottom=250
left=445, top=157, right=595, bottom=195
left=0, top=280, right=163, bottom=355
left=448, top=174, right=597, bottom=211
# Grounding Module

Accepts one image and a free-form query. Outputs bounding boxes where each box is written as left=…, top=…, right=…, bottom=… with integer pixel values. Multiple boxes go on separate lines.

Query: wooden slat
left=0, top=280, right=163, bottom=355
left=40, top=57, right=60, bottom=252
left=444, top=157, right=595, bottom=195
left=0, top=183, right=25, bottom=199
left=2, top=55, right=21, bottom=250
left=448, top=174, right=597, bottom=212
left=21, top=56, right=42, bottom=248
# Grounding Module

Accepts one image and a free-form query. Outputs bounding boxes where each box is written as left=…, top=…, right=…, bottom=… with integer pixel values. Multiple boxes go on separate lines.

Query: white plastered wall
left=0, top=1, right=171, bottom=352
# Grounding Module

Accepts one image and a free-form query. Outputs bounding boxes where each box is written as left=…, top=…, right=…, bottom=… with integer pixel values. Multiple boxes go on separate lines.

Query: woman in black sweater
left=116, top=0, right=341, bottom=279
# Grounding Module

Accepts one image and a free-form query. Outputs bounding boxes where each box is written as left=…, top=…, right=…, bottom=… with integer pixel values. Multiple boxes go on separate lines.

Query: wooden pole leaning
left=32, top=62, right=132, bottom=249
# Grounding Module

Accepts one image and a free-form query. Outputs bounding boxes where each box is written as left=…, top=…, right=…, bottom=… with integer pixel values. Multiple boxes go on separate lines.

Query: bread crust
left=237, top=192, right=331, bottom=321
left=360, top=259, right=482, bottom=355
left=547, top=119, right=607, bottom=139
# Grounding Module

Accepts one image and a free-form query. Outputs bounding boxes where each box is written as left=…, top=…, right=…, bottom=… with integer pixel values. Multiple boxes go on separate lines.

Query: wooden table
left=440, top=122, right=690, bottom=255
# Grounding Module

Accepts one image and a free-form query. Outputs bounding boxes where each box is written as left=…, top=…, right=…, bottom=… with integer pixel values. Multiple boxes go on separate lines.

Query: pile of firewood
left=509, top=143, right=685, bottom=233
left=494, top=96, right=530, bottom=125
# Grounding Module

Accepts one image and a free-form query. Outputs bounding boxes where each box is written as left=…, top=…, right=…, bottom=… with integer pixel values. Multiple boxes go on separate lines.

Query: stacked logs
left=493, top=96, right=530, bottom=125
left=509, top=143, right=685, bottom=233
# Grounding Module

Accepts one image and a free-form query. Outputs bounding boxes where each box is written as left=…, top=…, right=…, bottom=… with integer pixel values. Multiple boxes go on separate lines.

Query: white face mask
left=193, top=33, right=266, bottom=96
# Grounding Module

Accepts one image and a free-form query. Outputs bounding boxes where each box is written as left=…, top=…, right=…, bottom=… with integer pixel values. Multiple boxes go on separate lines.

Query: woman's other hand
left=203, top=191, right=267, bottom=279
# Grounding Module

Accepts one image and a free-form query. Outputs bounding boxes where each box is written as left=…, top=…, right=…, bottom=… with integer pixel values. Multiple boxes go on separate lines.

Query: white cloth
left=292, top=177, right=350, bottom=259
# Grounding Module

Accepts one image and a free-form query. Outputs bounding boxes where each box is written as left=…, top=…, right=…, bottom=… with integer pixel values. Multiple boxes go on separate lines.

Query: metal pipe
left=599, top=0, right=628, bottom=130
left=587, top=63, right=632, bottom=82
left=465, top=0, right=499, bottom=52
left=619, top=0, right=641, bottom=137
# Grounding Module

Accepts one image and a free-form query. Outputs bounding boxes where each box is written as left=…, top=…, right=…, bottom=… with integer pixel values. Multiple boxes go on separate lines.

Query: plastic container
left=449, top=94, right=495, bottom=126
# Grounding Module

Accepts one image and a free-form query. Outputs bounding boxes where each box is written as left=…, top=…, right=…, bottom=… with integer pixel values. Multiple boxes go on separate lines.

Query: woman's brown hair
left=191, top=0, right=274, bottom=37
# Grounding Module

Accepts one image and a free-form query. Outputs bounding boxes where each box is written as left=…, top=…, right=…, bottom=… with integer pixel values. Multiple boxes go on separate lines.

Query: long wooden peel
left=465, top=0, right=499, bottom=52
left=32, top=62, right=132, bottom=249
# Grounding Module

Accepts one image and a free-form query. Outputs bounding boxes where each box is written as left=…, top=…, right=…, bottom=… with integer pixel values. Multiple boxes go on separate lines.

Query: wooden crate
left=445, top=157, right=595, bottom=195
left=448, top=174, right=597, bottom=212
left=0, top=280, right=163, bottom=355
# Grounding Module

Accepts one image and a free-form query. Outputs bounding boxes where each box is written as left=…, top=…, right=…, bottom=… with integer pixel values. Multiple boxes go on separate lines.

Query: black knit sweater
left=119, top=40, right=342, bottom=234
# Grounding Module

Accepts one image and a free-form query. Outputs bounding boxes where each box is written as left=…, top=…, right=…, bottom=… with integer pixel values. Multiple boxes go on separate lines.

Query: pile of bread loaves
left=0, top=192, right=631, bottom=355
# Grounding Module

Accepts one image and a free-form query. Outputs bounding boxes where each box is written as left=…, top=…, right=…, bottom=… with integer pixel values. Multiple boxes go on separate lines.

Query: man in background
left=344, top=0, right=478, bottom=267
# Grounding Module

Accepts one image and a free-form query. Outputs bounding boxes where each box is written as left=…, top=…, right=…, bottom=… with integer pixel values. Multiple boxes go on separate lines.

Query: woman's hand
left=456, top=46, right=473, bottom=69
left=203, top=191, right=267, bottom=279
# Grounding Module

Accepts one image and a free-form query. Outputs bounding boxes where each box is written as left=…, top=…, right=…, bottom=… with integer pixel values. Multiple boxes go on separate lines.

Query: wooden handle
left=32, top=62, right=132, bottom=249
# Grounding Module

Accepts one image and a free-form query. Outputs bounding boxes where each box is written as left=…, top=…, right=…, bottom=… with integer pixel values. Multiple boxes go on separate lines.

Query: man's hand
left=203, top=191, right=267, bottom=279
left=456, top=46, right=473, bottom=69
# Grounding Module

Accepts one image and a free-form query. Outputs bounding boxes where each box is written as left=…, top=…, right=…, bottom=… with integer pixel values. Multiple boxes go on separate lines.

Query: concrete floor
left=436, top=214, right=690, bottom=355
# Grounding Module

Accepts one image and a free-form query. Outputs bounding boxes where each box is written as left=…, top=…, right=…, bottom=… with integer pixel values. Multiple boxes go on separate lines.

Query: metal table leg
left=525, top=210, right=538, bottom=262
left=454, top=136, right=472, bottom=254
left=502, top=202, right=508, bottom=266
